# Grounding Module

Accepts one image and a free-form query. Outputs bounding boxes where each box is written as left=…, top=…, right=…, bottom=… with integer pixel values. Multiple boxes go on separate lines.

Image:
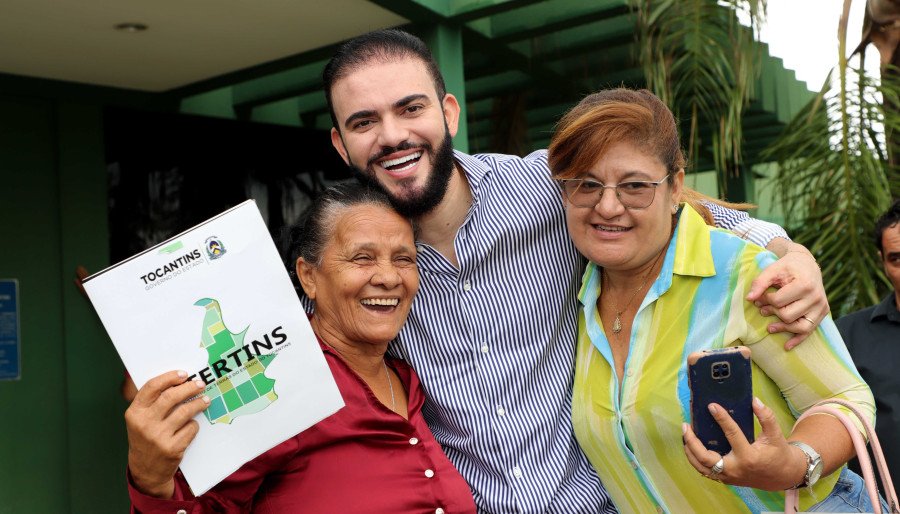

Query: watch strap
left=787, top=441, right=821, bottom=489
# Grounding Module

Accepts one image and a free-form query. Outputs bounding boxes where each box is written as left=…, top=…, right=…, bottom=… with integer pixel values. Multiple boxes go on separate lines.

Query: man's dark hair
left=323, top=29, right=447, bottom=131
left=875, top=199, right=900, bottom=253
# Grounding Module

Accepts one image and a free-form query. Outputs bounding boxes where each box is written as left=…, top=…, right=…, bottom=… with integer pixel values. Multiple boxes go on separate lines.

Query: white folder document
left=84, top=200, right=344, bottom=495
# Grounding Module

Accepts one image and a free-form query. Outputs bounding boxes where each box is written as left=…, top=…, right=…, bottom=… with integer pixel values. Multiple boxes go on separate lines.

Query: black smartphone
left=687, top=346, right=754, bottom=455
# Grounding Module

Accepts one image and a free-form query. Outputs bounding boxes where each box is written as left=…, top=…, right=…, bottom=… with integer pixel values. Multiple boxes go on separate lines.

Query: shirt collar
left=671, top=203, right=717, bottom=278
left=452, top=149, right=489, bottom=197
left=577, top=203, right=716, bottom=307
left=871, top=292, right=900, bottom=323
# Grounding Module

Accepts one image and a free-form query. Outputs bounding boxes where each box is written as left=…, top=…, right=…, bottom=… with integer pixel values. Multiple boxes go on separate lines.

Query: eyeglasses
left=555, top=176, right=670, bottom=209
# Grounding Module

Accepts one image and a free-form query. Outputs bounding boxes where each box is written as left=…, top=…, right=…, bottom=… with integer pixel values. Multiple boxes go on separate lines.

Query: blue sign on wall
left=0, top=279, right=20, bottom=380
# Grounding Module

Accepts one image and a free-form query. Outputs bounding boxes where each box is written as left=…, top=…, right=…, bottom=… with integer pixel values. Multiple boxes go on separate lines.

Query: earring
left=672, top=204, right=678, bottom=213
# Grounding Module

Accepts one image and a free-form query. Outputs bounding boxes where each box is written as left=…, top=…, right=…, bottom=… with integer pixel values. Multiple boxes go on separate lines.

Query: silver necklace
left=382, top=360, right=395, bottom=412
left=603, top=247, right=665, bottom=334
left=322, top=338, right=396, bottom=412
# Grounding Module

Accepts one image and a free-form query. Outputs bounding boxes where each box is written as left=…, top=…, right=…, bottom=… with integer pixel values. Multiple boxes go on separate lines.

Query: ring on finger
left=710, top=457, right=725, bottom=477
left=801, top=315, right=815, bottom=325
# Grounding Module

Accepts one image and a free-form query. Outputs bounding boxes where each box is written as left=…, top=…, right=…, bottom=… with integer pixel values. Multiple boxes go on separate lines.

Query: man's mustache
left=367, top=141, right=430, bottom=167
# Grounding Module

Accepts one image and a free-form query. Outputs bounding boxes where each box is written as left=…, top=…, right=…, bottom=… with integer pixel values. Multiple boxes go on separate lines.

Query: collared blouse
left=571, top=204, right=875, bottom=514
left=129, top=340, right=476, bottom=514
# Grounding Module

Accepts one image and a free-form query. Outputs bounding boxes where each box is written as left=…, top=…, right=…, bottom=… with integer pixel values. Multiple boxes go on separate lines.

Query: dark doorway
left=104, top=109, right=350, bottom=264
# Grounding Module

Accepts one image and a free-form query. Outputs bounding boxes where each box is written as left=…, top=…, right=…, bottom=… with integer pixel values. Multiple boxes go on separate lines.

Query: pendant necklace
left=323, top=337, right=395, bottom=412
left=603, top=248, right=667, bottom=334
left=382, top=360, right=396, bottom=412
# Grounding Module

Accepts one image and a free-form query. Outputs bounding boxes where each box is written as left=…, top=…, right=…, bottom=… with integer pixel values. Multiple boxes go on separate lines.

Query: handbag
left=784, top=399, right=899, bottom=514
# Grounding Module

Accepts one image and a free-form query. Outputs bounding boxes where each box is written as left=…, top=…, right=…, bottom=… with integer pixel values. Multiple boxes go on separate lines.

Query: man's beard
left=348, top=128, right=455, bottom=219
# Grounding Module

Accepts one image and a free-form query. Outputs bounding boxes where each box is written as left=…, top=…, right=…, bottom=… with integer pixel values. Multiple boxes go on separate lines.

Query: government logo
left=205, top=236, right=227, bottom=260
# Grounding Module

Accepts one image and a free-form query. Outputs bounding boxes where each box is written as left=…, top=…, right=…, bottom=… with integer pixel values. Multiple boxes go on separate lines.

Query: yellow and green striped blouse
left=572, top=204, right=874, bottom=514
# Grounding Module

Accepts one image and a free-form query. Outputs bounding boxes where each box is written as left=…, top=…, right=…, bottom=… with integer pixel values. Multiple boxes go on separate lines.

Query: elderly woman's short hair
left=294, top=182, right=398, bottom=266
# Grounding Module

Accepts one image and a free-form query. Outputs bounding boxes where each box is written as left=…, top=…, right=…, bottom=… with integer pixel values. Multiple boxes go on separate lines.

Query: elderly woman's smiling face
left=298, top=203, right=419, bottom=347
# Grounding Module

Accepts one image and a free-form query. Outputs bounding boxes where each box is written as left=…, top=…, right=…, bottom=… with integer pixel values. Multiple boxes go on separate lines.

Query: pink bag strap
left=784, top=399, right=898, bottom=513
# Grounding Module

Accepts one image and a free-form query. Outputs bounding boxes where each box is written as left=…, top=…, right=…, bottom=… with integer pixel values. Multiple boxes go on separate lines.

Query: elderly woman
left=125, top=183, right=476, bottom=513
left=548, top=88, right=879, bottom=513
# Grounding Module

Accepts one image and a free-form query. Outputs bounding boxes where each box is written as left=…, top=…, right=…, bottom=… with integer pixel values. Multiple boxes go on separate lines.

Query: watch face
left=809, top=460, right=824, bottom=485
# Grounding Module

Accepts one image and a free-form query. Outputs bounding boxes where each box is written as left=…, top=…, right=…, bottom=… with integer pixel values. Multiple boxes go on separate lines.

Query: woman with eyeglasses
left=548, top=88, right=881, bottom=513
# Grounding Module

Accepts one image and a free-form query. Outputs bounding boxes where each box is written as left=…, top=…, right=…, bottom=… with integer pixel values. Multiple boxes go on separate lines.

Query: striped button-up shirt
left=390, top=150, right=786, bottom=513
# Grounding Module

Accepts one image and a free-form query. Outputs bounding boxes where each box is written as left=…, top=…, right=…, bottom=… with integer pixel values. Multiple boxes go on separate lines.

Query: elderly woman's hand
left=125, top=370, right=210, bottom=498
left=745, top=243, right=830, bottom=351
left=682, top=398, right=807, bottom=491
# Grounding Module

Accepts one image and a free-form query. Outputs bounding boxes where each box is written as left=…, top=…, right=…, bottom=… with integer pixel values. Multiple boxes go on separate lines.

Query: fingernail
left=754, top=301, right=762, bottom=307
left=682, top=423, right=688, bottom=435
left=201, top=395, right=211, bottom=404
left=708, top=404, right=718, bottom=414
left=768, top=326, right=777, bottom=333
left=177, top=370, right=188, bottom=378
left=753, top=397, right=764, bottom=409
left=193, top=380, right=205, bottom=388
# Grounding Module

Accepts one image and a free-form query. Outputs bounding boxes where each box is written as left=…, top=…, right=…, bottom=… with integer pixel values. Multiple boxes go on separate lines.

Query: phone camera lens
left=711, top=361, right=731, bottom=380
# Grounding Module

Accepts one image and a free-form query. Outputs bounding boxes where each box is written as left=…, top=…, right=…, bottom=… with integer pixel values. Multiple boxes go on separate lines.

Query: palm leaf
left=762, top=8, right=898, bottom=316
left=631, top=0, right=766, bottom=196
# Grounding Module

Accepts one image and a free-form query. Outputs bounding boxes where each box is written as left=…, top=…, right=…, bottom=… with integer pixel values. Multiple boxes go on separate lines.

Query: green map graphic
left=194, top=298, right=278, bottom=424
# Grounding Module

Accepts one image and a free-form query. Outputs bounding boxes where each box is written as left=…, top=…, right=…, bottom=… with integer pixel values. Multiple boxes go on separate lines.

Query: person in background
left=550, top=87, right=878, bottom=513
left=124, top=183, right=475, bottom=513
left=836, top=198, right=900, bottom=482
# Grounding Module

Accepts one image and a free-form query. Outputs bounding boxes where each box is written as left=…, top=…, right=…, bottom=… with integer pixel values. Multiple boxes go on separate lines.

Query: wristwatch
left=788, top=441, right=824, bottom=489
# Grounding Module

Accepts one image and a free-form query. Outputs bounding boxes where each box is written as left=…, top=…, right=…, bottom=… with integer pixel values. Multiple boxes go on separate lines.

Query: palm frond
left=631, top=0, right=765, bottom=196
left=763, top=0, right=896, bottom=315
left=762, top=62, right=898, bottom=315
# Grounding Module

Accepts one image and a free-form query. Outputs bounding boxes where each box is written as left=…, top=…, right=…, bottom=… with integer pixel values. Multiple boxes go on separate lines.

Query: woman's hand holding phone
left=682, top=397, right=807, bottom=491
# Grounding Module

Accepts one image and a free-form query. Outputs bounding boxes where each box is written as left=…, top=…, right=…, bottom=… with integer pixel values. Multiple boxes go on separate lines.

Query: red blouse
left=129, top=341, right=476, bottom=513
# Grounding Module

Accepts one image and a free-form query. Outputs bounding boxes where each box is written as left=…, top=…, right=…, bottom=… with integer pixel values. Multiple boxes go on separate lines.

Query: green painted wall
left=423, top=24, right=470, bottom=153
left=0, top=94, right=129, bottom=513
left=684, top=168, right=783, bottom=224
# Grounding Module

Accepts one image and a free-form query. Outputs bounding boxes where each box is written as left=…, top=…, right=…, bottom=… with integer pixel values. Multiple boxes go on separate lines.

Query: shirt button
left=409, top=437, right=419, bottom=445
left=513, top=466, right=523, bottom=478
left=176, top=510, right=187, bottom=514
left=626, top=369, right=634, bottom=377
left=463, top=280, right=472, bottom=291
left=497, top=407, right=506, bottom=416
left=425, top=469, right=435, bottom=478
left=416, top=244, right=425, bottom=252
left=436, top=509, right=445, bottom=514
left=480, top=344, right=489, bottom=353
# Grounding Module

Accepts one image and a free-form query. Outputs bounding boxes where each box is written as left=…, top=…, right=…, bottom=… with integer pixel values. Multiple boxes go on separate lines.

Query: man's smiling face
left=329, top=57, right=460, bottom=218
